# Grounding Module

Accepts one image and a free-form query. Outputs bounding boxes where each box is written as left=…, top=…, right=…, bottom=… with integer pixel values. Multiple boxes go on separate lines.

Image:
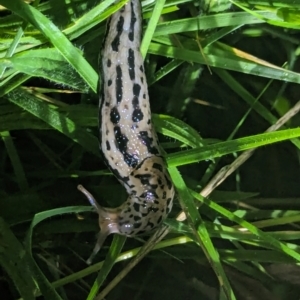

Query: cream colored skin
left=78, top=0, right=175, bottom=264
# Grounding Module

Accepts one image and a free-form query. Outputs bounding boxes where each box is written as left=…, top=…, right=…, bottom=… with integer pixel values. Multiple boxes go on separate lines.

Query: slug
left=78, top=0, right=175, bottom=264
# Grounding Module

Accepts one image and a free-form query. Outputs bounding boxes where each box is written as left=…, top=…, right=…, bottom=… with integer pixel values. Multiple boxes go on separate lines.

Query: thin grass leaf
left=169, top=167, right=236, bottom=300
left=141, top=0, right=166, bottom=57
left=86, top=235, right=126, bottom=299
left=167, top=127, right=300, bottom=167
left=154, top=11, right=276, bottom=36
left=0, top=0, right=98, bottom=92
left=148, top=43, right=300, bottom=84
left=2, top=48, right=88, bottom=91
left=191, top=190, right=300, bottom=262
left=6, top=88, right=99, bottom=156
left=0, top=131, right=28, bottom=191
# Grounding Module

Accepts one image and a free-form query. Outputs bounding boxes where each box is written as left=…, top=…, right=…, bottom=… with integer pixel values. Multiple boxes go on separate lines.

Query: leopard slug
left=78, top=0, right=175, bottom=264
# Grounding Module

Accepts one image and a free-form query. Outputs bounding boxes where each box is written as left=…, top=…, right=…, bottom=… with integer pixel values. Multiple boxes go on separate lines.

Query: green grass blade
left=0, top=0, right=98, bottom=92
left=87, top=235, right=126, bottom=299
left=191, top=190, right=300, bottom=262
left=154, top=11, right=275, bottom=36
left=0, top=131, right=28, bottom=191
left=6, top=88, right=99, bottom=156
left=167, top=128, right=300, bottom=167
left=141, top=0, right=166, bottom=57
left=148, top=43, right=300, bottom=84
left=169, top=167, right=236, bottom=300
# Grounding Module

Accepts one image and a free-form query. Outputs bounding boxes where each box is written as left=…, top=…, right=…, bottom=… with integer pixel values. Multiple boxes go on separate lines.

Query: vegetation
left=1, top=0, right=300, bottom=299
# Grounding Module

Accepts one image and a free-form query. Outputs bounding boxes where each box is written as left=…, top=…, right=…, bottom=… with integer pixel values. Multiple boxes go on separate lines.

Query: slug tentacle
left=78, top=0, right=175, bottom=263
left=78, top=185, right=121, bottom=264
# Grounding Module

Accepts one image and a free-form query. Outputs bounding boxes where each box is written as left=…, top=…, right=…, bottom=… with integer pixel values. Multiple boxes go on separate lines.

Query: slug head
left=77, top=184, right=121, bottom=264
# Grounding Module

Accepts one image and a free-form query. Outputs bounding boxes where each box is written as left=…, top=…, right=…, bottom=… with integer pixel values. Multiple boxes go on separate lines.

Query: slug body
left=78, top=0, right=174, bottom=263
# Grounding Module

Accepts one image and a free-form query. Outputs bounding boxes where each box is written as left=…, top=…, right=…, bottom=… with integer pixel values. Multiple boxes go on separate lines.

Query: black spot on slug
left=157, top=215, right=163, bottom=225
left=114, top=125, right=128, bottom=151
left=108, top=79, right=112, bottom=86
left=129, top=1, right=137, bottom=42
left=128, top=48, right=135, bottom=80
left=134, top=173, right=151, bottom=185
left=165, top=174, right=173, bottom=190
left=116, top=66, right=123, bottom=104
left=132, top=109, right=143, bottom=122
left=147, top=221, right=155, bottom=229
left=131, top=83, right=143, bottom=122
left=134, top=215, right=141, bottom=221
left=133, top=83, right=141, bottom=98
left=110, top=106, right=120, bottom=124
left=107, top=59, right=111, bottom=67
left=114, top=126, right=138, bottom=167
left=146, top=207, right=159, bottom=213
left=124, top=153, right=138, bottom=168
left=111, top=16, right=124, bottom=51
left=152, top=163, right=163, bottom=172
left=133, top=202, right=140, bottom=212
left=134, top=222, right=142, bottom=229
left=106, top=140, right=111, bottom=151
left=139, top=131, right=159, bottom=155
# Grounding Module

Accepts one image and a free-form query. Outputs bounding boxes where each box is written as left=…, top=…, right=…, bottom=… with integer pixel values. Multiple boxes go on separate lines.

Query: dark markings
left=116, top=66, right=123, bottom=104
left=133, top=83, right=141, bottom=98
left=111, top=16, right=124, bottom=51
left=110, top=107, right=120, bottom=124
left=129, top=1, right=137, bottom=42
left=133, top=202, right=140, bottom=212
left=128, top=48, right=135, bottom=80
left=132, top=109, right=143, bottom=122
left=147, top=221, right=155, bottom=229
left=166, top=197, right=172, bottom=214
left=164, top=174, right=173, bottom=190
left=124, top=153, right=138, bottom=168
left=134, top=173, right=151, bottom=185
left=132, top=83, right=143, bottom=122
left=108, top=79, right=112, bottom=86
left=139, top=131, right=159, bottom=155
left=140, top=65, right=144, bottom=73
left=157, top=215, right=163, bottom=225
left=152, top=163, right=163, bottom=172
left=107, top=59, right=111, bottom=67
left=141, top=76, right=144, bottom=84
left=99, top=153, right=130, bottom=184
left=148, top=207, right=159, bottom=213
left=114, top=126, right=138, bottom=167
left=134, top=215, right=141, bottom=221
left=140, top=190, right=159, bottom=200
left=106, top=141, right=111, bottom=151
left=134, top=222, right=142, bottom=229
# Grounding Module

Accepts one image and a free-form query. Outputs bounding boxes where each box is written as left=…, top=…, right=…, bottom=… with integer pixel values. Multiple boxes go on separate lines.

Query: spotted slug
left=78, top=0, right=175, bottom=264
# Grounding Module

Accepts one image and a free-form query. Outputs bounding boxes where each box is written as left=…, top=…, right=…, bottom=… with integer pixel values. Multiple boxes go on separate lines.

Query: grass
left=1, top=0, right=300, bottom=299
